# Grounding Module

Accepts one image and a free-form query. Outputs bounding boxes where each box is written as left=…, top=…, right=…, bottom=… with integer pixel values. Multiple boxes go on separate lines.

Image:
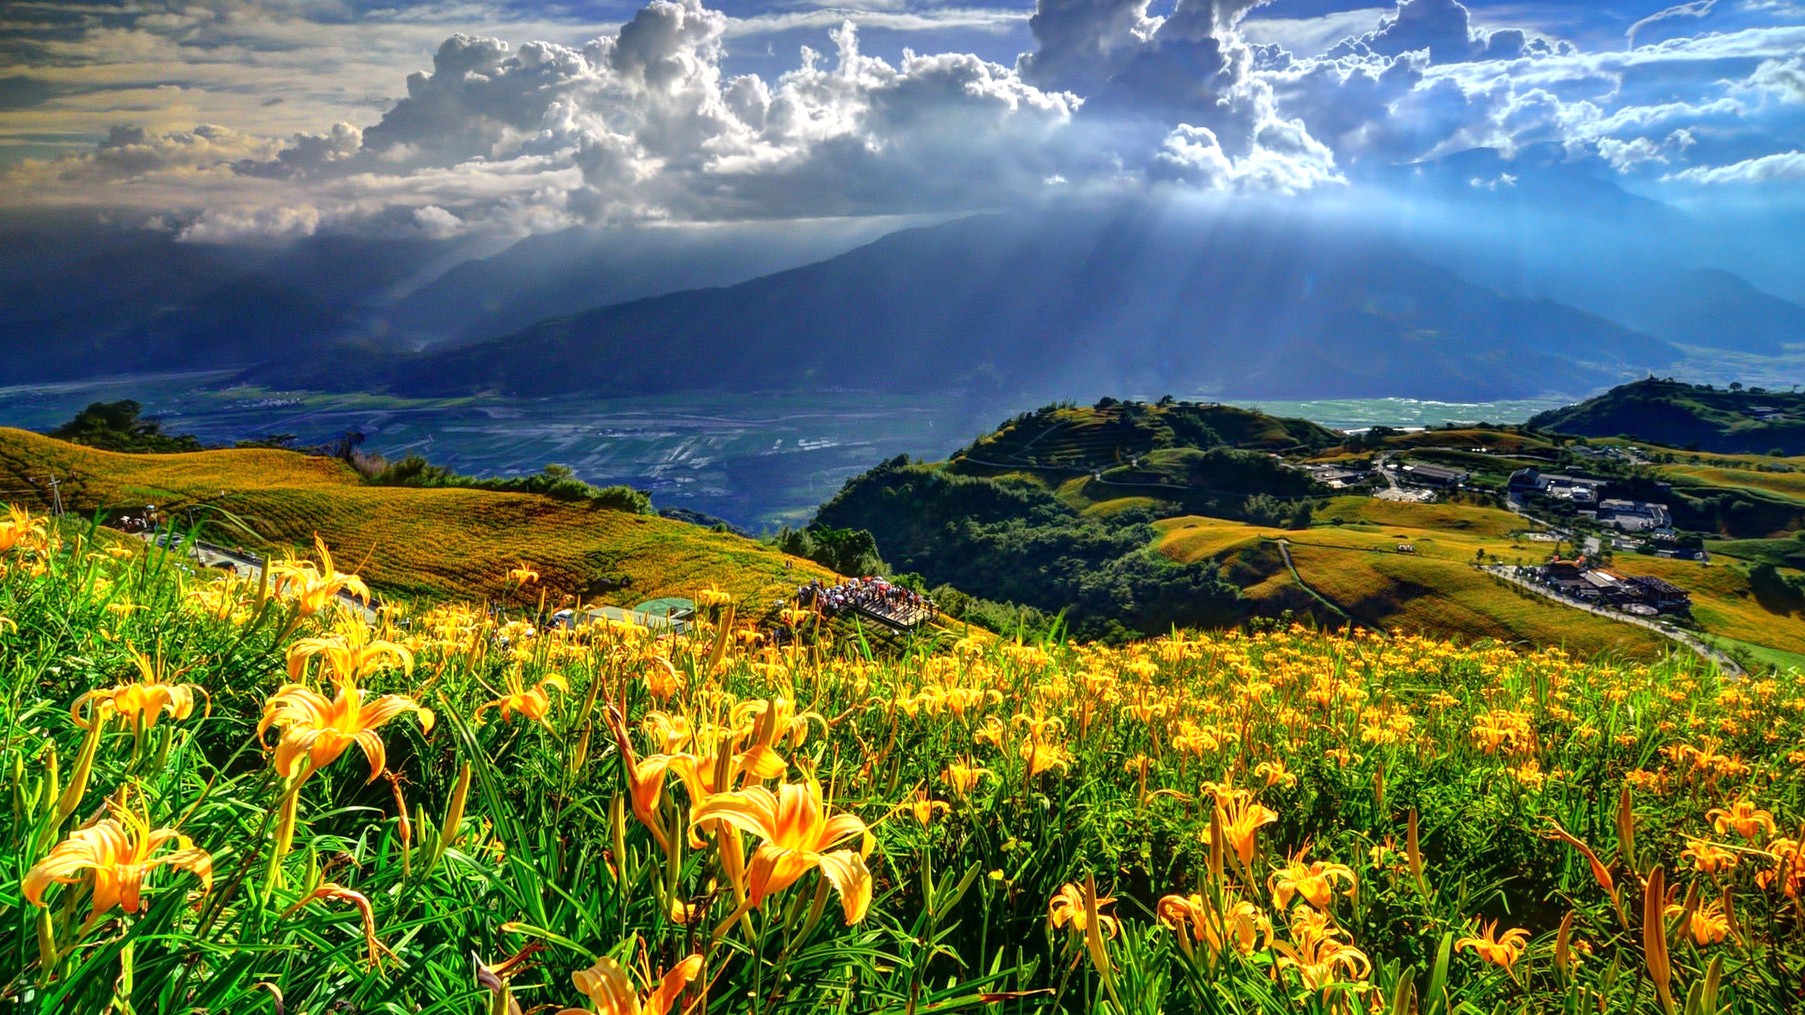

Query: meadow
left=0, top=427, right=830, bottom=607
left=3, top=505, right=1804, bottom=1013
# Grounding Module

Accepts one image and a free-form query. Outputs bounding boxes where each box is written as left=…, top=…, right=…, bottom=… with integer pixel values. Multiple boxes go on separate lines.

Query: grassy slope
left=1157, top=497, right=1673, bottom=659
left=0, top=427, right=830, bottom=605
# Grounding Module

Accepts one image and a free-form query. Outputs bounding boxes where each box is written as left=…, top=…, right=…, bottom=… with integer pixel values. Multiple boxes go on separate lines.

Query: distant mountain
left=381, top=218, right=916, bottom=346
left=1529, top=378, right=1805, bottom=454
left=0, top=215, right=466, bottom=384
left=368, top=203, right=1678, bottom=402
left=1623, top=270, right=1805, bottom=357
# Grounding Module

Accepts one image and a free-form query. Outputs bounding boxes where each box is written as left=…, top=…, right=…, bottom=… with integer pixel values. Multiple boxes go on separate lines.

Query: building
left=1532, top=560, right=1691, bottom=614
left=1597, top=499, right=1672, bottom=532
left=1400, top=462, right=1467, bottom=489
left=1627, top=575, right=1691, bottom=613
left=1509, top=468, right=1600, bottom=504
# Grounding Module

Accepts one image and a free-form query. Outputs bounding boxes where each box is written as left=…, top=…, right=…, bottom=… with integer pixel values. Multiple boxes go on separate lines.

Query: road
left=1483, top=565, right=1743, bottom=675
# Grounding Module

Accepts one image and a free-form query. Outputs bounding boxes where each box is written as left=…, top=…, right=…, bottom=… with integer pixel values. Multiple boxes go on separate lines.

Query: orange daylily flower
left=1212, top=786, right=1278, bottom=870
left=25, top=796, right=212, bottom=920
left=558, top=954, right=703, bottom=1015
left=1708, top=800, right=1777, bottom=839
left=689, top=778, right=873, bottom=924
left=1157, top=892, right=1271, bottom=956
left=285, top=882, right=391, bottom=968
left=1457, top=920, right=1531, bottom=972
left=1267, top=849, right=1358, bottom=911
left=258, top=673, right=434, bottom=784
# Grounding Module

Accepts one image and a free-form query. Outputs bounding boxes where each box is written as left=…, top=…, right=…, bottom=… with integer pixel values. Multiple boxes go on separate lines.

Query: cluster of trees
left=49, top=400, right=204, bottom=453
left=366, top=455, right=654, bottom=514
left=769, top=524, right=886, bottom=577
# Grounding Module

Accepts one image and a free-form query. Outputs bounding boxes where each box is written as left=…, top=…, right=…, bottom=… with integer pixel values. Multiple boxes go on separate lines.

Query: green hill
left=0, top=427, right=829, bottom=606
left=1530, top=378, right=1805, bottom=454
left=813, top=399, right=1339, bottom=638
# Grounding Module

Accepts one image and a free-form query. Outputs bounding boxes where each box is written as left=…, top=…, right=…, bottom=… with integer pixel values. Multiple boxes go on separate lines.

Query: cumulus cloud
left=1326, top=0, right=1571, bottom=65
left=1667, top=149, right=1805, bottom=183
left=2, top=0, right=1802, bottom=235
left=178, top=204, right=321, bottom=243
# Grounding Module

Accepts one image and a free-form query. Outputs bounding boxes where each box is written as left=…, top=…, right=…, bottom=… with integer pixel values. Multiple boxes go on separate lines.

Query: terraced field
left=0, top=427, right=829, bottom=604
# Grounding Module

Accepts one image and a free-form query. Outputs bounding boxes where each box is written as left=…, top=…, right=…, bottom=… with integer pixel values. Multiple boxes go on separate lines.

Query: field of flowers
left=3, top=505, right=1804, bottom=1014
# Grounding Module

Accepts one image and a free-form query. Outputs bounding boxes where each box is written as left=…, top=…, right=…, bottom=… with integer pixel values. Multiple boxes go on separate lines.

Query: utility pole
left=42, top=472, right=64, bottom=515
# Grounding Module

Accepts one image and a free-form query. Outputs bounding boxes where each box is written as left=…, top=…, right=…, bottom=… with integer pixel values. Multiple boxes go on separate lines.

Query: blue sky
left=1, top=0, right=1800, bottom=240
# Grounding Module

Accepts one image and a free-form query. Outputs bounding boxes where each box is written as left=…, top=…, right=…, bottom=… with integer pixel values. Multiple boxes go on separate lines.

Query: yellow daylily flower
left=476, top=673, right=569, bottom=724
left=557, top=954, right=703, bottom=1015
left=269, top=535, right=371, bottom=617
left=689, top=778, right=873, bottom=924
left=286, top=621, right=413, bottom=685
left=942, top=760, right=992, bottom=797
left=0, top=504, right=49, bottom=555
left=72, top=641, right=206, bottom=730
left=507, top=563, right=540, bottom=585
left=25, top=796, right=212, bottom=920
left=258, top=672, right=434, bottom=783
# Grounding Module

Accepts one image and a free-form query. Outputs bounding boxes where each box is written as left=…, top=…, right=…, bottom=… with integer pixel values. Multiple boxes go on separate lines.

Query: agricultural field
left=1157, top=499, right=1677, bottom=660
left=0, top=427, right=829, bottom=607
left=3, top=506, right=1804, bottom=1013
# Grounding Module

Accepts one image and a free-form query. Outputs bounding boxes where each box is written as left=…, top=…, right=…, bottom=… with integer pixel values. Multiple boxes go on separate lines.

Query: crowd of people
left=796, top=577, right=936, bottom=628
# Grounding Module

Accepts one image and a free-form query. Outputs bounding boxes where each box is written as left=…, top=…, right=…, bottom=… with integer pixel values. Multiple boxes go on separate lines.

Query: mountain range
left=4, top=153, right=1804, bottom=401
left=344, top=205, right=1679, bottom=402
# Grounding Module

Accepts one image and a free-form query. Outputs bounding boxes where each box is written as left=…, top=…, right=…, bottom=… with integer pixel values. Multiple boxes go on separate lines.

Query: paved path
left=1482, top=565, right=1742, bottom=675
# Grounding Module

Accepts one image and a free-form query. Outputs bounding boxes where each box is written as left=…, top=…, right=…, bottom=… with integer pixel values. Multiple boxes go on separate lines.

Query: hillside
left=1530, top=378, right=1805, bottom=454
left=812, top=400, right=1341, bottom=638
left=0, top=427, right=828, bottom=605
left=1158, top=499, right=1669, bottom=660
left=325, top=205, right=1676, bottom=403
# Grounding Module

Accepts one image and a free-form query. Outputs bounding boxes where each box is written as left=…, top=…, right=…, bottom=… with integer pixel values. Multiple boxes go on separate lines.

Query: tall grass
left=2, top=505, right=1802, bottom=1014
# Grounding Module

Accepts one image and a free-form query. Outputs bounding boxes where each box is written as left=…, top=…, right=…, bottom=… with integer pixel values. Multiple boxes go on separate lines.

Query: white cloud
left=1, top=0, right=1801, bottom=235
left=1667, top=149, right=1805, bottom=183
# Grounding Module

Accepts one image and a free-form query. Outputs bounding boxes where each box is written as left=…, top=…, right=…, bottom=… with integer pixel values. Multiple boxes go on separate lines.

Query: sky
left=1, top=0, right=1801, bottom=242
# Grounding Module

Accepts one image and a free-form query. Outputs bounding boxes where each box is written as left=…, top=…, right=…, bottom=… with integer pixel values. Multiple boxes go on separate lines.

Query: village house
left=1533, top=558, right=1691, bottom=615
left=1597, top=498, right=1673, bottom=532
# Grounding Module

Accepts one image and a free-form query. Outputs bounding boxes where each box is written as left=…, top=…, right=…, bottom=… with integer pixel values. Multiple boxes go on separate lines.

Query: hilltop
left=0, top=427, right=829, bottom=605
left=1530, top=378, right=1805, bottom=455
